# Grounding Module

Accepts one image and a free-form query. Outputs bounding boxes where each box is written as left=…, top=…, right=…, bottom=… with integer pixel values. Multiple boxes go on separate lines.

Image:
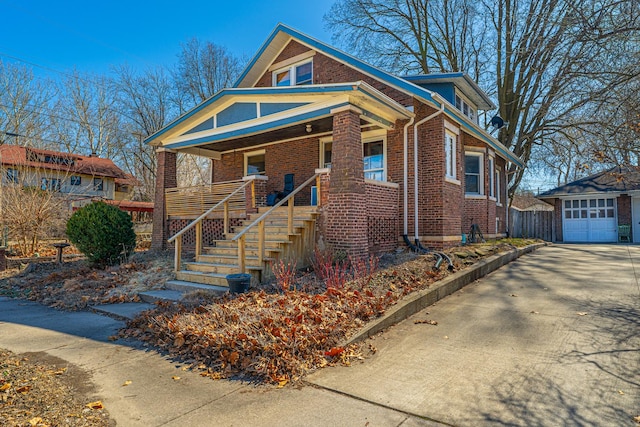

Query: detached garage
left=537, top=166, right=640, bottom=243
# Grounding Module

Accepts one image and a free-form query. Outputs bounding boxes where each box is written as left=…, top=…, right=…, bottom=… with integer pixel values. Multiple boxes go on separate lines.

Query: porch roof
left=145, top=81, right=413, bottom=156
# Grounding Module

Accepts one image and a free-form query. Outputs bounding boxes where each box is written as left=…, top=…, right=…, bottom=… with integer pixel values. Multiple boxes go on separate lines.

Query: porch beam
left=178, top=147, right=222, bottom=160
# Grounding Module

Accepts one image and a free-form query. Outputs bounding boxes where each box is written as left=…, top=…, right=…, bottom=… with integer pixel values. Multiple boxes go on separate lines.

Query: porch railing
left=165, top=180, right=247, bottom=218
left=231, top=172, right=322, bottom=273
left=167, top=177, right=257, bottom=271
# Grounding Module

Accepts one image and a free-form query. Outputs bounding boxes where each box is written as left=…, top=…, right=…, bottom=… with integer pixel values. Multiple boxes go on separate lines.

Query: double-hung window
left=455, top=92, right=477, bottom=124
left=93, top=178, right=104, bottom=191
left=319, top=135, right=386, bottom=182
left=488, top=156, right=495, bottom=199
left=245, top=150, right=266, bottom=176
left=445, top=129, right=457, bottom=180
left=465, top=152, right=484, bottom=195
left=273, top=60, right=313, bottom=86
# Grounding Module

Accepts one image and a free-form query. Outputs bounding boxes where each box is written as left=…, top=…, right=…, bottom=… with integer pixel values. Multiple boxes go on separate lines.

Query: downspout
left=403, top=116, right=415, bottom=236
left=412, top=101, right=445, bottom=242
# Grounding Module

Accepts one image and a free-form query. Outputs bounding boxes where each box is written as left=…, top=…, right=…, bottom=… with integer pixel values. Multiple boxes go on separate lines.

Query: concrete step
left=90, top=302, right=155, bottom=321
left=165, top=280, right=229, bottom=294
left=138, top=289, right=185, bottom=304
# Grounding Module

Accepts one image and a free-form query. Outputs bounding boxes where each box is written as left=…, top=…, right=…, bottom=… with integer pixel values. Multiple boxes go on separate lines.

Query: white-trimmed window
left=273, top=60, right=313, bottom=87
left=319, top=135, right=387, bottom=181
left=455, top=92, right=477, bottom=123
left=445, top=130, right=457, bottom=180
left=495, top=167, right=501, bottom=205
left=363, top=140, right=385, bottom=181
left=70, top=175, right=81, bottom=186
left=244, top=150, right=266, bottom=176
left=93, top=178, right=104, bottom=191
left=465, top=151, right=484, bottom=195
left=488, top=156, right=495, bottom=199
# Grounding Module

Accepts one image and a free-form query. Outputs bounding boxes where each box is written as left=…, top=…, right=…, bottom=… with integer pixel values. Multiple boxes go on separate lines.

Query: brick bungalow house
left=146, top=24, right=522, bottom=286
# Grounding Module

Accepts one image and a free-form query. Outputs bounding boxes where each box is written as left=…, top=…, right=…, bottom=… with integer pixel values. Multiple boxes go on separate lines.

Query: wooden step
left=226, top=231, right=302, bottom=241
left=184, top=261, right=264, bottom=275
left=201, top=246, right=283, bottom=256
left=212, top=239, right=292, bottom=249
left=256, top=206, right=318, bottom=214
left=197, top=254, right=274, bottom=265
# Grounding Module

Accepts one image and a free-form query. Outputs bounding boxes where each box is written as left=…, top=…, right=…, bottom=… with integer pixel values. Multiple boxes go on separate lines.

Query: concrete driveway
left=1, top=244, right=638, bottom=426
left=307, top=244, right=640, bottom=426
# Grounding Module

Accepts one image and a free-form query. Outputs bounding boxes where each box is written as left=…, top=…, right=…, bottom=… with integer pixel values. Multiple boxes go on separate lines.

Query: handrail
left=168, top=177, right=254, bottom=243
left=231, top=173, right=320, bottom=242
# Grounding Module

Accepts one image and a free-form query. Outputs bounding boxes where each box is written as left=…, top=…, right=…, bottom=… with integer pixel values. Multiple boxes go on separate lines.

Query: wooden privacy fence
left=509, top=208, right=555, bottom=241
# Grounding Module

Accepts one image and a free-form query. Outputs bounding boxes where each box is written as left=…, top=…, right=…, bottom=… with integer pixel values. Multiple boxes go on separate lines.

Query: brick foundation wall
left=365, top=181, right=399, bottom=254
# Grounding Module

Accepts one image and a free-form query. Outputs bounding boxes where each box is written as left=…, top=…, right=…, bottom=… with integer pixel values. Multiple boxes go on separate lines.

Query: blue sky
left=0, top=0, right=336, bottom=76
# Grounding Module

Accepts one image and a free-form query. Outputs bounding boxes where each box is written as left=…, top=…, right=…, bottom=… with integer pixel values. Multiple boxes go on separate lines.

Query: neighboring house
left=146, top=24, right=523, bottom=282
left=0, top=144, right=137, bottom=203
left=537, top=166, right=640, bottom=243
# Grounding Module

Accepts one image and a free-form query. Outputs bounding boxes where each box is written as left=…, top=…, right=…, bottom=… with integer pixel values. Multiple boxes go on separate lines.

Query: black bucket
left=226, top=273, right=252, bottom=294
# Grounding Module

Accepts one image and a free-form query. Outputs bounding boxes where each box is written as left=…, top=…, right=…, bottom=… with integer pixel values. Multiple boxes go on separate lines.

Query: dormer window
left=455, top=92, right=477, bottom=123
left=273, top=60, right=313, bottom=86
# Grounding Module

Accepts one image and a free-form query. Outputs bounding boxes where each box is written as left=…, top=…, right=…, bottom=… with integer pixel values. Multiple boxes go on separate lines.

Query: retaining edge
left=344, top=243, right=547, bottom=345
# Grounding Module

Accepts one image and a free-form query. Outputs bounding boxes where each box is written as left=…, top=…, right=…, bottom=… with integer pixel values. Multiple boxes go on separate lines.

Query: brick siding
left=152, top=150, right=177, bottom=250
left=365, top=182, right=399, bottom=254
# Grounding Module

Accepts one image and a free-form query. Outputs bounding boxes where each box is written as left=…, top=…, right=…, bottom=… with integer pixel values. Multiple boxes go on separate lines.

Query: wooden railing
left=165, top=180, right=247, bottom=218
left=167, top=177, right=257, bottom=271
left=231, top=173, right=322, bottom=273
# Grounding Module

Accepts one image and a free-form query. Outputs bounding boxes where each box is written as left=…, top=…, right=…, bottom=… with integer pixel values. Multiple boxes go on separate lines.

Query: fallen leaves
left=0, top=349, right=111, bottom=426
left=86, top=401, right=104, bottom=410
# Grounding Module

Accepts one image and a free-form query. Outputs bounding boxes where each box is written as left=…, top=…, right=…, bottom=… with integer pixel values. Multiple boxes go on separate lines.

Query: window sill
left=496, top=203, right=503, bottom=207
left=445, top=176, right=461, bottom=185
left=465, top=194, right=487, bottom=200
left=489, top=196, right=497, bottom=202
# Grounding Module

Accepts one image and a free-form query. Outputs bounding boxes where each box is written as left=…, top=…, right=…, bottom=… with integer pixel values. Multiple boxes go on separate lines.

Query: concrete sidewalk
left=1, top=244, right=639, bottom=426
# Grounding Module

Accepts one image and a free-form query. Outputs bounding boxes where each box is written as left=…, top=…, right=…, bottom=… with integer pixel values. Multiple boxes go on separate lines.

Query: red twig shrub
left=271, top=259, right=297, bottom=292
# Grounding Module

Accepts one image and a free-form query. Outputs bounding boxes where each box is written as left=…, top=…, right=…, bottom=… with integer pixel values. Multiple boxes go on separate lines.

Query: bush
left=66, top=201, right=137, bottom=266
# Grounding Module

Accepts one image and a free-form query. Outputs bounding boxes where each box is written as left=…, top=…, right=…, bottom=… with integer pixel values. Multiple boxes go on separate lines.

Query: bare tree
left=326, top=0, right=640, bottom=193
left=174, top=38, right=243, bottom=109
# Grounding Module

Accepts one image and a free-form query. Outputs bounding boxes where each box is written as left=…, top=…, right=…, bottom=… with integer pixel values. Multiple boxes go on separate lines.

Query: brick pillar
left=244, top=175, right=268, bottom=213
left=152, top=148, right=177, bottom=251
left=325, top=106, right=368, bottom=260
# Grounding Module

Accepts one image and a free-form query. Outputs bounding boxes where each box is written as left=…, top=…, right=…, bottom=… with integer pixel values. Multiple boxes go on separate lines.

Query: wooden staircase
left=170, top=206, right=319, bottom=288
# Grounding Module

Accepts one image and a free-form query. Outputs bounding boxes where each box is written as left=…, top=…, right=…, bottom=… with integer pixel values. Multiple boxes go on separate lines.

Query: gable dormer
left=403, top=73, right=495, bottom=124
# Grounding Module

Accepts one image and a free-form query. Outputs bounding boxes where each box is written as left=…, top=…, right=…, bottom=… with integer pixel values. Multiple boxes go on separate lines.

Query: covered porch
left=146, top=81, right=412, bottom=283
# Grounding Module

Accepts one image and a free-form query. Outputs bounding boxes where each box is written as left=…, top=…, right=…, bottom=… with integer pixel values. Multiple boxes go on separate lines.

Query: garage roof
left=537, top=166, right=640, bottom=199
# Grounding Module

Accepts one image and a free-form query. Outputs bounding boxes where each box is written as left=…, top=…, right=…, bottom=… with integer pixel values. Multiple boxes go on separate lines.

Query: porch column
left=326, top=105, right=368, bottom=260
left=152, top=148, right=177, bottom=251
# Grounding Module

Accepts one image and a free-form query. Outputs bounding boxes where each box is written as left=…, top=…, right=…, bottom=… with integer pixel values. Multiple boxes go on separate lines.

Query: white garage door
left=563, top=198, right=617, bottom=242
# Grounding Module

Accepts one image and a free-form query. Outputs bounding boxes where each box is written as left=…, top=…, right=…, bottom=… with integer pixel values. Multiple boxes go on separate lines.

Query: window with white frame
left=93, top=178, right=104, bottom=191
left=245, top=150, right=266, bottom=176
left=488, top=156, right=495, bottom=198
left=455, top=92, right=477, bottom=123
left=70, top=175, right=81, bottom=186
left=495, top=167, right=501, bottom=204
left=465, top=152, right=484, bottom=195
left=445, top=129, right=457, bottom=179
left=363, top=140, right=385, bottom=181
left=320, top=137, right=386, bottom=181
left=273, top=60, right=313, bottom=87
